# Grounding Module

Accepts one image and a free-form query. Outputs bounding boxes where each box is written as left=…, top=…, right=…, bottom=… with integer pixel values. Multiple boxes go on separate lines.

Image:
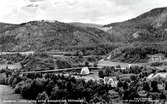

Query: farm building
left=0, top=63, right=22, bottom=70
left=104, top=77, right=118, bottom=87
left=80, top=67, right=90, bottom=75
left=148, top=54, right=165, bottom=63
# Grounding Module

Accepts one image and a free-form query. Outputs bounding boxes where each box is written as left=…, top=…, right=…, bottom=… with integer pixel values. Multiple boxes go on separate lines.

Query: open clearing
left=0, top=85, right=31, bottom=104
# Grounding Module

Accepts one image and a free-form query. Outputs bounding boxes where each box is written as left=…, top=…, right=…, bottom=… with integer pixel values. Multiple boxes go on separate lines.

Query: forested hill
left=0, top=20, right=114, bottom=52
left=1, top=7, right=167, bottom=52
left=104, top=7, right=167, bottom=42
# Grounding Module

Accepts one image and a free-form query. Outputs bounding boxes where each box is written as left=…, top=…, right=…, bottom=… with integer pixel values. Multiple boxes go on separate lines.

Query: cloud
left=0, top=0, right=167, bottom=24
left=112, top=0, right=144, bottom=6
left=28, top=0, right=46, bottom=2
left=26, top=4, right=39, bottom=8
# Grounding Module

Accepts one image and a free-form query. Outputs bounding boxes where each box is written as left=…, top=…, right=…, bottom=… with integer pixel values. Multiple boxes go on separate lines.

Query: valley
left=1, top=7, right=167, bottom=104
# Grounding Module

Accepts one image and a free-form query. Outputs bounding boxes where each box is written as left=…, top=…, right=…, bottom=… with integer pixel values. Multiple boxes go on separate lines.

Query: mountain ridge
left=1, top=7, right=167, bottom=51
left=0, top=20, right=114, bottom=51
left=104, top=7, right=167, bottom=42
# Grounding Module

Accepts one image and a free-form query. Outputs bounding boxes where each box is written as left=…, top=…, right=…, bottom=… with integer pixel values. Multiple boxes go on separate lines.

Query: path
left=98, top=60, right=146, bottom=68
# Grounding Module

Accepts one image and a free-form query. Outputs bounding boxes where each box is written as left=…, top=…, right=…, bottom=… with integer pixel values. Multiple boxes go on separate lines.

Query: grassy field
left=0, top=85, right=30, bottom=104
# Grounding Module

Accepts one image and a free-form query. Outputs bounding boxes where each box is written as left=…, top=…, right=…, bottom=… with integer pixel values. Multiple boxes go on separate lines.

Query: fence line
left=21, top=67, right=102, bottom=74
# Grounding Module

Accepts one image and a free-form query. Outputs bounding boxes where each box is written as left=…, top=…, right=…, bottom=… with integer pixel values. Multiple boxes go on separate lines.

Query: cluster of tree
left=122, top=66, right=143, bottom=74
left=0, top=52, right=95, bottom=71
left=21, top=53, right=55, bottom=71
left=98, top=66, right=116, bottom=78
left=151, top=62, right=163, bottom=66
left=116, top=75, right=167, bottom=102
left=98, top=65, right=144, bottom=78
left=0, top=65, right=167, bottom=103
left=0, top=53, right=25, bottom=64
left=55, top=59, right=72, bottom=69
left=96, top=65, right=167, bottom=101
left=59, top=55, right=99, bottom=68
left=110, top=44, right=167, bottom=63
left=0, top=69, right=114, bottom=104
left=65, top=43, right=123, bottom=56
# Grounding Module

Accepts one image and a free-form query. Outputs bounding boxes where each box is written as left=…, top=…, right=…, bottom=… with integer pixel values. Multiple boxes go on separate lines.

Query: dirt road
left=98, top=60, right=145, bottom=68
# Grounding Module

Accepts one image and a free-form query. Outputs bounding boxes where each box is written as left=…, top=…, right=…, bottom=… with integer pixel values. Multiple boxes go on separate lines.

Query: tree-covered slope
left=104, top=7, right=167, bottom=42
left=0, top=20, right=113, bottom=51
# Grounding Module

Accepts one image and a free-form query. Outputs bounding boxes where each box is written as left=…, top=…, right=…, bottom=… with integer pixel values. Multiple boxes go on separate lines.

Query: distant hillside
left=70, top=22, right=102, bottom=29
left=0, top=20, right=114, bottom=51
left=1, top=7, right=167, bottom=52
left=106, top=42, right=167, bottom=63
left=70, top=22, right=114, bottom=33
left=104, top=7, right=167, bottom=42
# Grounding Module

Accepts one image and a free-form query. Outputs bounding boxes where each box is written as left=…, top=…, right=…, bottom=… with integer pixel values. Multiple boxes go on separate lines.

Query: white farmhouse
left=80, top=67, right=90, bottom=75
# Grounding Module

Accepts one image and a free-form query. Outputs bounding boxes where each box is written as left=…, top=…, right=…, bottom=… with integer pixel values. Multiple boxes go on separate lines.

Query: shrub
left=0, top=73, right=7, bottom=85
left=56, top=60, right=72, bottom=69
left=45, top=80, right=55, bottom=96
left=98, top=70, right=104, bottom=78
left=21, top=79, right=34, bottom=99
left=151, top=62, right=163, bottom=66
left=11, top=77, right=22, bottom=88
left=151, top=80, right=159, bottom=92
left=130, top=75, right=137, bottom=81
left=23, top=78, right=46, bottom=99
left=50, top=86, right=67, bottom=100
left=36, top=91, right=49, bottom=104
left=14, top=81, right=25, bottom=94
left=21, top=82, right=33, bottom=99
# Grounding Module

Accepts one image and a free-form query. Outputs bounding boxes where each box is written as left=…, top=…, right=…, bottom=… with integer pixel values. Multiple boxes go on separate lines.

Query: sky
left=0, top=0, right=167, bottom=24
